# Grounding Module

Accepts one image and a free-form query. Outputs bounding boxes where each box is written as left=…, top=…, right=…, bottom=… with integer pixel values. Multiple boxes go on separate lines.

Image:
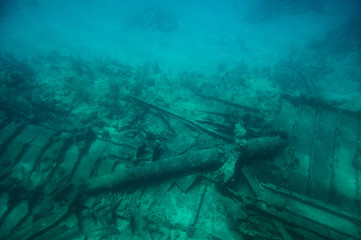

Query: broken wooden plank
left=0, top=123, right=26, bottom=160
left=14, top=127, right=56, bottom=176
left=262, top=183, right=361, bottom=226
left=0, top=200, right=28, bottom=239
left=242, top=167, right=361, bottom=240
left=191, top=183, right=207, bottom=227
left=7, top=205, right=71, bottom=240
left=71, top=139, right=108, bottom=184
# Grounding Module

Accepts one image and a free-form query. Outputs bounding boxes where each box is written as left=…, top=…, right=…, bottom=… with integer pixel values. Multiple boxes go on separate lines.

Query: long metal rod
left=129, top=96, right=233, bottom=142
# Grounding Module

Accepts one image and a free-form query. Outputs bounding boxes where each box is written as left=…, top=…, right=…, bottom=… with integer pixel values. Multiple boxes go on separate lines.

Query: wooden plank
left=15, top=127, right=56, bottom=176
left=243, top=167, right=361, bottom=239
left=309, top=110, right=335, bottom=201
left=0, top=193, right=9, bottom=225
left=71, top=139, right=108, bottom=184
left=333, top=113, right=358, bottom=204
left=0, top=113, right=8, bottom=129
left=0, top=200, right=28, bottom=239
left=0, top=123, right=25, bottom=160
left=306, top=108, right=320, bottom=193
left=287, top=105, right=315, bottom=195
left=1, top=125, right=42, bottom=167
left=30, top=132, right=72, bottom=187
left=7, top=205, right=70, bottom=240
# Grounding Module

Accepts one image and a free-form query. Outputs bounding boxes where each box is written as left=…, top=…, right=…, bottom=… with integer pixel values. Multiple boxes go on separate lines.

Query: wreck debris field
left=1, top=0, right=361, bottom=239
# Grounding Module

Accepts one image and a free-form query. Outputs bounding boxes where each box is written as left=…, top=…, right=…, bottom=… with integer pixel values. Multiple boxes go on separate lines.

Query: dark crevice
left=0, top=123, right=26, bottom=160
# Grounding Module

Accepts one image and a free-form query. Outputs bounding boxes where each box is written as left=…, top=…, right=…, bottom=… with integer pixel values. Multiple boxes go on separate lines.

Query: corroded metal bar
left=281, top=93, right=361, bottom=118
left=86, top=136, right=287, bottom=192
left=129, top=96, right=233, bottom=142
left=245, top=136, right=287, bottom=158
left=194, top=93, right=259, bottom=113
left=85, top=148, right=224, bottom=192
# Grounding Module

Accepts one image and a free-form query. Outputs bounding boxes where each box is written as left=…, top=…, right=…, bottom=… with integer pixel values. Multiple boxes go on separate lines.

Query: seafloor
left=1, top=3, right=361, bottom=240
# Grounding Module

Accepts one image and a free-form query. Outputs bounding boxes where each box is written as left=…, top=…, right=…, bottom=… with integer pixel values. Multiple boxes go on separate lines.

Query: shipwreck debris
left=85, top=148, right=225, bottom=192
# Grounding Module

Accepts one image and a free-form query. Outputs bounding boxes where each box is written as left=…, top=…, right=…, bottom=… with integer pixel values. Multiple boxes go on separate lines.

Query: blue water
left=1, top=0, right=358, bottom=73
left=1, top=1, right=361, bottom=239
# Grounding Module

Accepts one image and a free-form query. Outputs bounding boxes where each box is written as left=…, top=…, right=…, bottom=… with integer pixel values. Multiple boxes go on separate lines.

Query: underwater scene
left=1, top=0, right=361, bottom=239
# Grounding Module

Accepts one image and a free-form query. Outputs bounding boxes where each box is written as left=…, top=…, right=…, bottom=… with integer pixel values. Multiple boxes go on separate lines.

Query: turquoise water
left=1, top=1, right=361, bottom=239
left=1, top=0, right=357, bottom=72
